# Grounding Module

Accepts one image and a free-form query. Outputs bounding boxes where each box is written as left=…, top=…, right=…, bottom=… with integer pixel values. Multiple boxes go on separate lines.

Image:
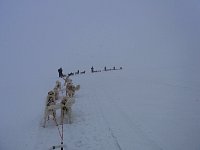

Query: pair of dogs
left=43, top=91, right=74, bottom=128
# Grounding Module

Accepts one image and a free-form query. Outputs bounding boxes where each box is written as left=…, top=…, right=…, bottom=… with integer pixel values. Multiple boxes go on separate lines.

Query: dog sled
left=49, top=143, right=66, bottom=150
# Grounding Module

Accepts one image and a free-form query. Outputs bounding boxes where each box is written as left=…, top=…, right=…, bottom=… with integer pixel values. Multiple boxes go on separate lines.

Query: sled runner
left=49, top=143, right=66, bottom=150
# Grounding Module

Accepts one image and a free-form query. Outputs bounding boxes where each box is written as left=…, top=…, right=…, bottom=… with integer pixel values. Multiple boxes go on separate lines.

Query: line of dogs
left=43, top=76, right=80, bottom=127
left=66, top=66, right=122, bottom=77
left=68, top=70, right=86, bottom=76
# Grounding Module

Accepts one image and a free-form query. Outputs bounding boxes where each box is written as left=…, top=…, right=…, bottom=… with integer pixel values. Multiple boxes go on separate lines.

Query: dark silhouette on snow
left=91, top=66, right=94, bottom=73
left=58, top=67, right=64, bottom=78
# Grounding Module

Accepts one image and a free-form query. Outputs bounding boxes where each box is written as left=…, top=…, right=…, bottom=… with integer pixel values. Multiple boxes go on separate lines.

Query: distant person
left=104, top=66, right=107, bottom=71
left=91, top=66, right=94, bottom=73
left=58, top=67, right=64, bottom=78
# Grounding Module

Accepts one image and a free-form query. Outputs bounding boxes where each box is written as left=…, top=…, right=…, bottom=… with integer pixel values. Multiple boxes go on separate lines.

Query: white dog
left=60, top=96, right=75, bottom=124
left=55, top=80, right=62, bottom=90
left=53, top=87, right=59, bottom=100
left=63, top=76, right=72, bottom=86
left=43, top=90, right=61, bottom=127
left=45, top=90, right=55, bottom=104
left=66, top=82, right=80, bottom=97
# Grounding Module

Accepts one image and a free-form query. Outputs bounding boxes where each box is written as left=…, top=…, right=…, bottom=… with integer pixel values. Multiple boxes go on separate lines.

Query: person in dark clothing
left=91, top=66, right=94, bottom=73
left=58, top=67, right=64, bottom=78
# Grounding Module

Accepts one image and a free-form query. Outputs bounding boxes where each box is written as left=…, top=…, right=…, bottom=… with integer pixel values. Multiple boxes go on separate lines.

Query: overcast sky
left=0, top=0, right=200, bottom=88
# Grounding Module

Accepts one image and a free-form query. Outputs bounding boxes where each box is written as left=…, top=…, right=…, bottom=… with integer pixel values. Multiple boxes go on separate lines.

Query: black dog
left=80, top=71, right=86, bottom=74
left=75, top=70, right=79, bottom=75
left=68, top=72, right=74, bottom=76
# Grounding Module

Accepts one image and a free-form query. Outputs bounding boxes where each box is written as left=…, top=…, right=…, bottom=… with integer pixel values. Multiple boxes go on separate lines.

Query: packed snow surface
left=0, top=0, right=200, bottom=150
left=1, top=67, right=200, bottom=150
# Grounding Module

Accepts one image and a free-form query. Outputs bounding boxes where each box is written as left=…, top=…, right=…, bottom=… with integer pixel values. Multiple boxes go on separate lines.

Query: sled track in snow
left=92, top=90, right=122, bottom=150
left=108, top=127, right=122, bottom=150
left=86, top=90, right=123, bottom=150
left=100, top=109, right=123, bottom=150
left=95, top=86, right=163, bottom=150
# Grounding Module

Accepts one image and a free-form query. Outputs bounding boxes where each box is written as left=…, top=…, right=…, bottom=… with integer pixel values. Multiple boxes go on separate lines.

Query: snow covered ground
left=0, top=0, right=200, bottom=150
left=1, top=65, right=200, bottom=150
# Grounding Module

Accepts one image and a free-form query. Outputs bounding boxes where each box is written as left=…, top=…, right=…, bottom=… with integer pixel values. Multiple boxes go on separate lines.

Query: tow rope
left=51, top=113, right=64, bottom=150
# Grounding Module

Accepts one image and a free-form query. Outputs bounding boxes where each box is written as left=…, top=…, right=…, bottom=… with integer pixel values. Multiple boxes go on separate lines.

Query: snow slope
left=0, top=0, right=200, bottom=150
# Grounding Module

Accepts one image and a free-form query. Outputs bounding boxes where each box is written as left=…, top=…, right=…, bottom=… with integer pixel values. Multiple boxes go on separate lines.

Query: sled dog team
left=43, top=76, right=80, bottom=127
